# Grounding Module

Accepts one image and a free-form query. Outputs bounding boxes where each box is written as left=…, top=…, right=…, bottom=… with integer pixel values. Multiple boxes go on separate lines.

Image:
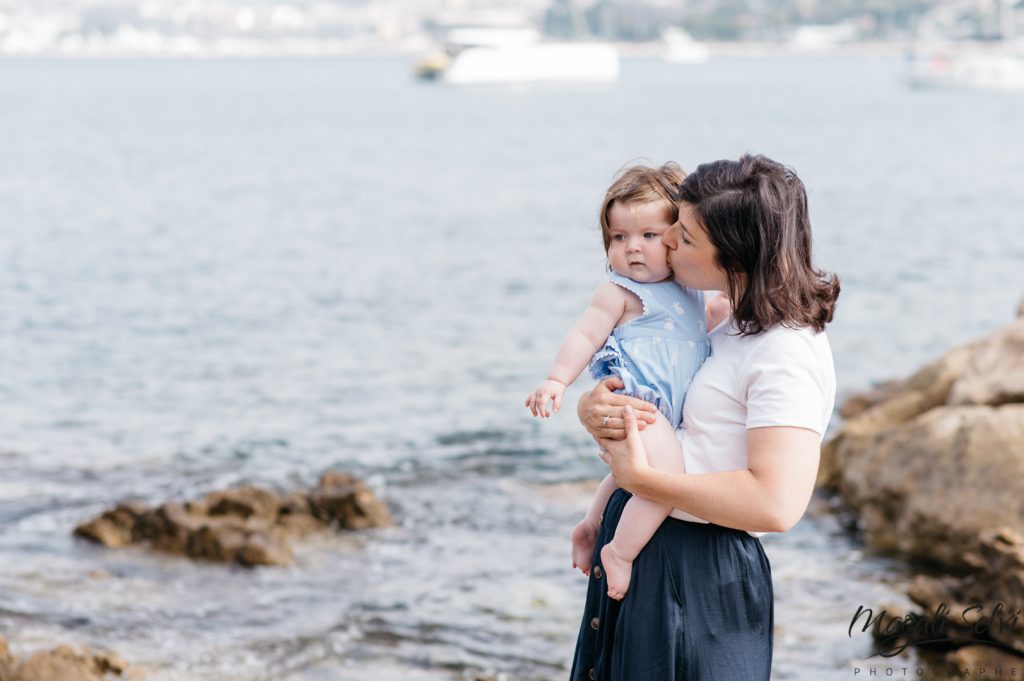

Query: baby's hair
left=599, top=162, right=686, bottom=252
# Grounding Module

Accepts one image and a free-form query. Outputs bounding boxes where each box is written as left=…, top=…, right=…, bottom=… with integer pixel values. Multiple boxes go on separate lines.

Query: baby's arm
left=525, top=282, right=627, bottom=418
left=705, top=291, right=731, bottom=330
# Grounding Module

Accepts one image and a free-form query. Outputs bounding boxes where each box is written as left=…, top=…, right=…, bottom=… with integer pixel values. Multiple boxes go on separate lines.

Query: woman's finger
left=598, top=390, right=657, bottom=419
left=600, top=415, right=650, bottom=429
left=591, top=429, right=625, bottom=442
left=609, top=394, right=658, bottom=417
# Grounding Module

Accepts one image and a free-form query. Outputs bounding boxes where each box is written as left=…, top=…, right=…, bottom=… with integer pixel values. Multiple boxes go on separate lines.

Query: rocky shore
left=0, top=636, right=133, bottom=681
left=74, top=470, right=393, bottom=567
left=820, top=303, right=1024, bottom=671
left=0, top=471, right=393, bottom=679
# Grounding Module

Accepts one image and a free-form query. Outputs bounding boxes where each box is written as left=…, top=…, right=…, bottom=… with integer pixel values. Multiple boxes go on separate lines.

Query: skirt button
left=588, top=668, right=597, bottom=680
left=592, top=565, right=603, bottom=579
left=590, top=616, right=600, bottom=630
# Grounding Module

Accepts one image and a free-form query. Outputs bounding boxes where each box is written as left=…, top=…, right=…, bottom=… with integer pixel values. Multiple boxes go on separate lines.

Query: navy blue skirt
left=569, top=489, right=774, bottom=681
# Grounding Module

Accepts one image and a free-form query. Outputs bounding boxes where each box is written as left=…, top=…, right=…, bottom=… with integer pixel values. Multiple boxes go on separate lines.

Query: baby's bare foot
left=571, top=518, right=600, bottom=575
left=600, top=542, right=633, bottom=600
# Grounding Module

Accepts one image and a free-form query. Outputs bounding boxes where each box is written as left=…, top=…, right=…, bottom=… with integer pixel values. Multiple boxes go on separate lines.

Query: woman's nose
left=663, top=224, right=680, bottom=249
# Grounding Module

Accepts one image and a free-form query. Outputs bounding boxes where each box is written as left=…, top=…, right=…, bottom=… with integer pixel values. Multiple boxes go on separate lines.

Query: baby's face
left=606, top=201, right=673, bottom=282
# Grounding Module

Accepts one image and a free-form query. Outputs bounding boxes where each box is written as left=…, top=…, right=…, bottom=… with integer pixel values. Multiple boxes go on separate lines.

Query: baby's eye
left=643, top=232, right=658, bottom=239
left=612, top=234, right=625, bottom=241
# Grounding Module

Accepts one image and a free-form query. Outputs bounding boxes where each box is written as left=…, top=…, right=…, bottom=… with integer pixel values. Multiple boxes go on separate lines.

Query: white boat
left=909, top=0, right=1024, bottom=91
left=660, top=27, right=709, bottom=64
left=415, top=27, right=619, bottom=85
left=909, top=48, right=1024, bottom=91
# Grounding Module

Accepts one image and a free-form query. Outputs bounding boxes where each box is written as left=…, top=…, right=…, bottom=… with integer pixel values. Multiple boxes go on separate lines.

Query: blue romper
left=588, top=272, right=710, bottom=428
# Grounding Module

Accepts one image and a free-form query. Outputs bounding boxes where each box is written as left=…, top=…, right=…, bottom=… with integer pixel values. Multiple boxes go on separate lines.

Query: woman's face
left=663, top=203, right=730, bottom=292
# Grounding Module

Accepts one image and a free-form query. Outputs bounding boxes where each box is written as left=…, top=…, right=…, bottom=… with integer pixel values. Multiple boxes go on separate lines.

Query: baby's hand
left=706, top=292, right=732, bottom=330
left=524, top=379, right=567, bottom=418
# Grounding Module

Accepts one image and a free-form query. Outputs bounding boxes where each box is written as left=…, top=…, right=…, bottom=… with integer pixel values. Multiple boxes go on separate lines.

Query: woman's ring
left=603, top=416, right=610, bottom=427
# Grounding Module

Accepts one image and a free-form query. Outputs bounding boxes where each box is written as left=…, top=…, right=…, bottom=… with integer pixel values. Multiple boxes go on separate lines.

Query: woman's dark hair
left=676, top=154, right=839, bottom=335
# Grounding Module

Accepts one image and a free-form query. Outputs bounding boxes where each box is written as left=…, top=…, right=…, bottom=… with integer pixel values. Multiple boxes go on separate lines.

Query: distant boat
left=909, top=0, right=1024, bottom=91
left=414, top=27, right=619, bottom=85
left=660, top=27, right=709, bottom=64
left=908, top=47, right=1024, bottom=91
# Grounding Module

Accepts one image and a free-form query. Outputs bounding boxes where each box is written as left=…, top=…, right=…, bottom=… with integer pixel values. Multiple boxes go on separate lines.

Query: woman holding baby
left=569, top=154, right=839, bottom=680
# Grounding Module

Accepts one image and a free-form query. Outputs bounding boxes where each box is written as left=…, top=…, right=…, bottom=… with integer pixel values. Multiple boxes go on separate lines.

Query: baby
left=525, top=163, right=710, bottom=600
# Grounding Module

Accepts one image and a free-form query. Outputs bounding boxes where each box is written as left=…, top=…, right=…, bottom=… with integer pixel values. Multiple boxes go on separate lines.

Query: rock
left=947, top=321, right=1024, bottom=407
left=1, top=635, right=14, bottom=681
left=833, top=404, right=1024, bottom=568
left=0, top=637, right=131, bottom=681
left=308, top=471, right=393, bottom=530
left=946, top=645, right=1024, bottom=674
left=16, top=646, right=101, bottom=681
left=235, top=534, right=294, bottom=567
left=817, top=342, right=977, bottom=490
left=206, top=486, right=280, bottom=521
left=72, top=502, right=147, bottom=548
left=74, top=470, right=392, bottom=568
left=821, top=313, right=1024, bottom=661
left=838, top=379, right=905, bottom=420
left=904, top=529, right=1024, bottom=652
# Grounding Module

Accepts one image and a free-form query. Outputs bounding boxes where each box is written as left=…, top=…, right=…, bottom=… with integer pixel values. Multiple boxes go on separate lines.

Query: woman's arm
left=526, top=283, right=628, bottom=417
left=599, top=406, right=820, bottom=533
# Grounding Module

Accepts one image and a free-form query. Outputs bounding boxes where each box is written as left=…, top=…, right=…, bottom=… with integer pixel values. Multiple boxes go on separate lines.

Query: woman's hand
left=577, top=377, right=658, bottom=440
left=597, top=406, right=653, bottom=493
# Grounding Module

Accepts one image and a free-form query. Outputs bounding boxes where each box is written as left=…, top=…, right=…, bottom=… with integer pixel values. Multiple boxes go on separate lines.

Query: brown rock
left=143, top=502, right=197, bottom=552
left=1, top=635, right=14, bottom=681
left=72, top=502, right=147, bottom=548
left=838, top=379, right=905, bottom=420
left=185, top=523, right=246, bottom=563
left=183, top=499, right=207, bottom=516
left=206, top=486, right=281, bottom=521
left=16, top=645, right=99, bottom=681
left=74, top=470, right=391, bottom=568
left=9, top=643, right=129, bottom=681
left=92, top=649, right=129, bottom=676
left=941, top=645, right=1024, bottom=677
left=236, top=535, right=294, bottom=567
left=308, top=471, right=393, bottom=530
left=834, top=405, right=1024, bottom=568
left=817, top=343, right=976, bottom=490
left=0, top=637, right=133, bottom=681
left=905, top=529, right=1024, bottom=652
left=821, top=313, right=1024, bottom=659
left=948, top=320, right=1024, bottom=407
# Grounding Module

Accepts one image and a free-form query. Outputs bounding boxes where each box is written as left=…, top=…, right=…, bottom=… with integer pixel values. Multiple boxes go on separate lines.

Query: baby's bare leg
left=600, top=411, right=683, bottom=600
left=571, top=473, right=616, bottom=575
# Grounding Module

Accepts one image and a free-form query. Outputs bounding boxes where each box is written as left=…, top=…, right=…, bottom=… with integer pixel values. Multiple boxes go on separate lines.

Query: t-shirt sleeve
left=742, top=333, right=834, bottom=436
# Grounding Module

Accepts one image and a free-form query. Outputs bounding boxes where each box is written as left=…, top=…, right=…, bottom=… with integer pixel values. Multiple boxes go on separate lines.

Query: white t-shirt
left=667, top=317, right=836, bottom=531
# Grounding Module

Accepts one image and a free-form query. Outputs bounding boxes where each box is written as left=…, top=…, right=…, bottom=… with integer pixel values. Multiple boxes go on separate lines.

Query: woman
left=569, top=155, right=839, bottom=680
